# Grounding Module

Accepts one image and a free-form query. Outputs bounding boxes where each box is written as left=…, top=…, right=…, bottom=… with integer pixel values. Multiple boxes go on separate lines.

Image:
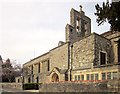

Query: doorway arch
left=51, top=73, right=59, bottom=82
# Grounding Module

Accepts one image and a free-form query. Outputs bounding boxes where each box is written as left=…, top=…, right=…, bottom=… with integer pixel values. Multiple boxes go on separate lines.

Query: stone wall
left=50, top=43, right=69, bottom=70
left=1, top=83, right=22, bottom=90
left=72, top=32, right=113, bottom=68
left=39, top=80, right=120, bottom=92
left=39, top=72, right=49, bottom=83
left=107, top=80, right=120, bottom=92
left=72, top=34, right=94, bottom=70
left=94, top=33, right=112, bottom=66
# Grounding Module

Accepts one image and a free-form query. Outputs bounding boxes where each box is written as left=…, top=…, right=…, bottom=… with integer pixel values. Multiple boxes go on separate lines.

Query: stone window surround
left=107, top=72, right=111, bottom=80
left=95, top=73, right=98, bottom=80
left=86, top=74, right=90, bottom=80
left=101, top=71, right=118, bottom=80
left=81, top=75, right=84, bottom=80
left=113, top=71, right=118, bottom=80
left=99, top=50, right=107, bottom=65
left=74, top=75, right=77, bottom=81
left=91, top=74, right=94, bottom=80
left=78, top=75, right=80, bottom=80
left=73, top=70, right=118, bottom=81
left=101, top=72, right=106, bottom=80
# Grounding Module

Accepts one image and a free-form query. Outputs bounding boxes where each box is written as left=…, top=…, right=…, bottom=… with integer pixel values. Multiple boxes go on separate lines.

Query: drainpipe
left=68, top=42, right=73, bottom=81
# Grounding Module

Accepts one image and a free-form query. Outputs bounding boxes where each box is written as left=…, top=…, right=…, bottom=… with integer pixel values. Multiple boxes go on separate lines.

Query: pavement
left=1, top=88, right=40, bottom=94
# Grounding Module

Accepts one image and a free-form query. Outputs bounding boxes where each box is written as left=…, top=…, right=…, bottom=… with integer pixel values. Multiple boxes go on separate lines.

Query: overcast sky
left=0, top=0, right=111, bottom=65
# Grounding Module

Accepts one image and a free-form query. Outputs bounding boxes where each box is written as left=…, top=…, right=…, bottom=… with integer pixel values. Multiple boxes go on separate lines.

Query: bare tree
left=22, top=67, right=32, bottom=76
left=2, top=58, right=22, bottom=82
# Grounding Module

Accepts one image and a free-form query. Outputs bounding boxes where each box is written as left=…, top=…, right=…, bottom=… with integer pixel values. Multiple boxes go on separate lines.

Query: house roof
left=101, top=31, right=119, bottom=37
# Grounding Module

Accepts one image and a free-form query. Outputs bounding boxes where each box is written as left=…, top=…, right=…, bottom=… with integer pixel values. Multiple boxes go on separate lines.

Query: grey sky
left=0, top=0, right=110, bottom=65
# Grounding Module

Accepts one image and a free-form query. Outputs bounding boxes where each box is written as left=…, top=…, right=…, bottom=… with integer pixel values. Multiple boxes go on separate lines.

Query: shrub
left=23, top=83, right=42, bottom=90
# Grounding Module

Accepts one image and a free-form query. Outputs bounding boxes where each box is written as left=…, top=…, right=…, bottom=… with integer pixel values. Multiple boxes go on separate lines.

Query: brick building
left=16, top=6, right=120, bottom=84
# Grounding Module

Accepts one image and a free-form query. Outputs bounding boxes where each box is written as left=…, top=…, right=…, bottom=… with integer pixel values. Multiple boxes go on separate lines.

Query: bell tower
left=65, top=5, right=91, bottom=44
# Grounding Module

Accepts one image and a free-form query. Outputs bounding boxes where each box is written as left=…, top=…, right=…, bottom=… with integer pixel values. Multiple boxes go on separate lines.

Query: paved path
left=2, top=88, right=39, bottom=94
left=2, top=88, right=24, bottom=92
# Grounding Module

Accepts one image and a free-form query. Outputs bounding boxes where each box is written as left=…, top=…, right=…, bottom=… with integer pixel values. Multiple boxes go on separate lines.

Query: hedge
left=23, top=83, right=42, bottom=90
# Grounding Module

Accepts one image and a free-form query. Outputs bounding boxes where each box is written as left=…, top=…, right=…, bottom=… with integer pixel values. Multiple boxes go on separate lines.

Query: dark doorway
left=28, top=77, right=30, bottom=83
left=36, top=77, right=39, bottom=83
left=118, top=39, right=120, bottom=63
left=65, top=73, right=68, bottom=81
left=51, top=73, right=59, bottom=82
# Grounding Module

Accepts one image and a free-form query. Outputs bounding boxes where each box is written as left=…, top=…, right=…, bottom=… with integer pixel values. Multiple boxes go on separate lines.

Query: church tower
left=65, top=5, right=91, bottom=44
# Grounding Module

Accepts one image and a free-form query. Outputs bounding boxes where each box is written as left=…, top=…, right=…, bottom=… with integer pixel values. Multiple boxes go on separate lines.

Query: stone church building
left=16, top=6, right=120, bottom=84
